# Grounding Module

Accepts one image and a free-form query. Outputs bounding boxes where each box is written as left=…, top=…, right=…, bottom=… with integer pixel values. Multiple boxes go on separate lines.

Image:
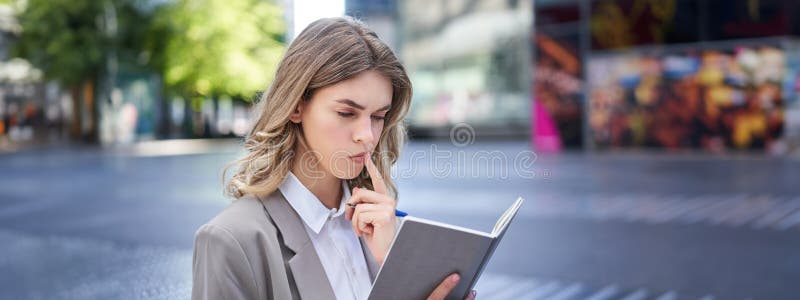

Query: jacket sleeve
left=192, top=223, right=262, bottom=300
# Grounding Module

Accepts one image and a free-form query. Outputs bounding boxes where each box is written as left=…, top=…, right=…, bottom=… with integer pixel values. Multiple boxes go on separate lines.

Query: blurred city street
left=1, top=140, right=798, bottom=300
left=3, top=0, right=800, bottom=299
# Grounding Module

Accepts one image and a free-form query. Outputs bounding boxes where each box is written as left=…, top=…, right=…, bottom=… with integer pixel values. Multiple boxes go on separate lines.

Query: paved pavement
left=0, top=139, right=798, bottom=299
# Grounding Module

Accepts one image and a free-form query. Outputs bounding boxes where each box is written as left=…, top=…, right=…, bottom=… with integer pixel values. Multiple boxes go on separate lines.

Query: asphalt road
left=0, top=140, right=798, bottom=299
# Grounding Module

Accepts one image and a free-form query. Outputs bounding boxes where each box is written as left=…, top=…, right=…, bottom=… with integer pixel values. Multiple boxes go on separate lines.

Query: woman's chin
left=331, top=165, right=365, bottom=180
left=342, top=169, right=364, bottom=180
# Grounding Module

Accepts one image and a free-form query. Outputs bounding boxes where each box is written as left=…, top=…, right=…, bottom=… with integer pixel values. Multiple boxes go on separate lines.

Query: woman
left=191, top=17, right=477, bottom=300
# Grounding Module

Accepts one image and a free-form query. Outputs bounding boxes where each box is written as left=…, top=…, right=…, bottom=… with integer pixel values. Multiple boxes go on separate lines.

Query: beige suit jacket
left=191, top=191, right=381, bottom=300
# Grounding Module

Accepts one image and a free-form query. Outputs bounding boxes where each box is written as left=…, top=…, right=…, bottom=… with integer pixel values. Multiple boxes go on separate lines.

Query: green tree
left=10, top=0, right=285, bottom=141
left=10, top=0, right=151, bottom=141
left=148, top=0, right=285, bottom=102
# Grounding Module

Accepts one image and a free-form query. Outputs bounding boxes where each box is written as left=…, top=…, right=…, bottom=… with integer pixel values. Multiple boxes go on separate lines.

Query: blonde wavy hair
left=225, top=17, right=411, bottom=200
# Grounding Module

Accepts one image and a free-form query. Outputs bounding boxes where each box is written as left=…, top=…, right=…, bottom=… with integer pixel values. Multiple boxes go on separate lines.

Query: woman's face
left=291, top=70, right=392, bottom=179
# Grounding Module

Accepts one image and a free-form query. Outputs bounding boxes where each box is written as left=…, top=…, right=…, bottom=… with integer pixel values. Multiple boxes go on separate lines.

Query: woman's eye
left=371, top=115, right=386, bottom=121
left=337, top=112, right=355, bottom=117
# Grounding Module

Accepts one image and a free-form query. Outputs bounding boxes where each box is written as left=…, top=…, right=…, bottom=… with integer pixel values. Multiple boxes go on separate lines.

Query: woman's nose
left=353, top=117, right=375, bottom=145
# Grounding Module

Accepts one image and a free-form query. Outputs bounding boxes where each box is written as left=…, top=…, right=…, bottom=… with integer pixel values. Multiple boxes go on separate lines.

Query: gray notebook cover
left=367, top=197, right=523, bottom=300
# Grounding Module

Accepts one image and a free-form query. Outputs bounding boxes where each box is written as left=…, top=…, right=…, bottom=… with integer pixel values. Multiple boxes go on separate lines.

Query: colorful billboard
left=533, top=31, right=584, bottom=148
left=588, top=46, right=787, bottom=151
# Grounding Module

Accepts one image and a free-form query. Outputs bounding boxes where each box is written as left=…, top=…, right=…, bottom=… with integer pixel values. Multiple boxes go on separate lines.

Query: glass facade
left=397, top=0, right=533, bottom=136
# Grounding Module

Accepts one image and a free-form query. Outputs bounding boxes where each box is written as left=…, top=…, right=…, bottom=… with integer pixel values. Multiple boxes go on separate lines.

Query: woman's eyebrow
left=336, top=99, right=391, bottom=111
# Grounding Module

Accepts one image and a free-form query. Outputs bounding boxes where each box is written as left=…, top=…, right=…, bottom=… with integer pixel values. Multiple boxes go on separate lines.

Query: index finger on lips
left=364, top=143, right=387, bottom=195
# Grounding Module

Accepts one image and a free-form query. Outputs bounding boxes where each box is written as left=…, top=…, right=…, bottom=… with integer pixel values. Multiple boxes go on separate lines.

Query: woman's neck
left=291, top=148, right=343, bottom=210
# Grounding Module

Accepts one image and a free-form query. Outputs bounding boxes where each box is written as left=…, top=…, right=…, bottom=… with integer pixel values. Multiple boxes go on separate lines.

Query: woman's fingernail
left=471, top=290, right=477, bottom=297
left=450, top=274, right=460, bottom=283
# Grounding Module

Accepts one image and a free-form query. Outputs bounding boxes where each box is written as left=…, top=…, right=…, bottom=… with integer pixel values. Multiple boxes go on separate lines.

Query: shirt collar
left=279, top=171, right=351, bottom=234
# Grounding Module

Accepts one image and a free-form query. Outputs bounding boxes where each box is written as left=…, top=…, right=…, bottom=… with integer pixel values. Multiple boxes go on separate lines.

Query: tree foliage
left=148, top=0, right=286, bottom=99
left=11, top=0, right=134, bottom=86
left=11, top=0, right=286, bottom=99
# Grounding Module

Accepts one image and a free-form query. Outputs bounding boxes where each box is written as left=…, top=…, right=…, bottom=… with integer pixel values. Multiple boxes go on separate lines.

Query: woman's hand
left=427, top=274, right=477, bottom=300
left=344, top=148, right=397, bottom=266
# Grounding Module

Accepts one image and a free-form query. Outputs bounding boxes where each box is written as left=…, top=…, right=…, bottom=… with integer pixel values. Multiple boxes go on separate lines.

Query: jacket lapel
left=260, top=191, right=336, bottom=300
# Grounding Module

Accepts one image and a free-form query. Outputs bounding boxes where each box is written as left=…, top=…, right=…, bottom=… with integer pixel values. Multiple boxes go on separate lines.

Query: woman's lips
left=350, top=152, right=367, bottom=163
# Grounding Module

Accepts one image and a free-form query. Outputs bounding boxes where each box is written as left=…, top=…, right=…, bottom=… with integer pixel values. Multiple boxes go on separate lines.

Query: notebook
left=367, top=197, right=524, bottom=300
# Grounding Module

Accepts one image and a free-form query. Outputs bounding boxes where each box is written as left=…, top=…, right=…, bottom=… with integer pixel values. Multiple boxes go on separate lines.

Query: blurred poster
left=590, top=0, right=699, bottom=50
left=706, top=0, right=793, bottom=40
left=533, top=31, right=583, bottom=148
left=589, top=0, right=800, bottom=50
left=588, top=45, right=787, bottom=151
left=535, top=2, right=580, bottom=26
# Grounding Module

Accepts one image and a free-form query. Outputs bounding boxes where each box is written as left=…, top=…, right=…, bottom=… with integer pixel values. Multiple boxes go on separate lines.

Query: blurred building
left=350, top=0, right=800, bottom=155
left=401, top=0, right=533, bottom=138
left=5, top=0, right=800, bottom=156
left=0, top=4, right=60, bottom=150
left=345, top=0, right=532, bottom=137
left=347, top=0, right=533, bottom=139
left=345, top=0, right=398, bottom=51
left=349, top=0, right=540, bottom=140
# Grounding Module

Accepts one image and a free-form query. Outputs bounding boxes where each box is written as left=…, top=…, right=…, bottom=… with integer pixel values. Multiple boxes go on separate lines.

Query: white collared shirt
left=279, top=172, right=373, bottom=300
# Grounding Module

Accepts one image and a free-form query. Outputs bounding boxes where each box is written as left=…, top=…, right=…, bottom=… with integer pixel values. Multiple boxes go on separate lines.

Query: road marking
left=473, top=274, right=504, bottom=295
left=774, top=209, right=800, bottom=230
left=680, top=196, right=744, bottom=224
left=488, top=278, right=540, bottom=300
left=648, top=197, right=715, bottom=224
left=520, top=281, right=563, bottom=299
left=751, top=197, right=800, bottom=229
left=474, top=274, right=520, bottom=296
left=542, top=283, right=584, bottom=300
left=407, top=192, right=800, bottom=232
left=583, top=285, right=620, bottom=300
left=654, top=291, right=678, bottom=300
left=623, top=195, right=663, bottom=222
left=722, top=195, right=779, bottom=227
left=619, top=288, right=648, bottom=300
left=633, top=197, right=683, bottom=223
left=592, top=195, right=636, bottom=221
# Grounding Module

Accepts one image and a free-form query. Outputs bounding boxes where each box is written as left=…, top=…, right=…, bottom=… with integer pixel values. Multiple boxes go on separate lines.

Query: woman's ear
left=288, top=101, right=304, bottom=123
